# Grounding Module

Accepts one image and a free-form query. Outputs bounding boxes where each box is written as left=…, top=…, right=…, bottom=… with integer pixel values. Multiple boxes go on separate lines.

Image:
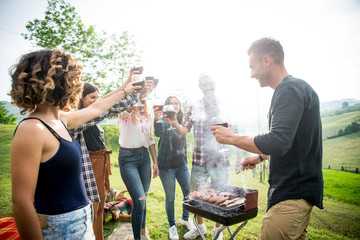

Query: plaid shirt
left=70, top=94, right=138, bottom=202
left=182, top=98, right=230, bottom=167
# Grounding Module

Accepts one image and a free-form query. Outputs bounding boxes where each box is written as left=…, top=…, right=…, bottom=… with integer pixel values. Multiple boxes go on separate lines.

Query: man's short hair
left=247, top=37, right=284, bottom=65
left=199, top=73, right=214, bottom=84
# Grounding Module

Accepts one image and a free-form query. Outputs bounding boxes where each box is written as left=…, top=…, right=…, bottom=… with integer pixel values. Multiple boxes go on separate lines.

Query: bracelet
left=258, top=154, right=265, bottom=162
left=122, top=89, right=127, bottom=98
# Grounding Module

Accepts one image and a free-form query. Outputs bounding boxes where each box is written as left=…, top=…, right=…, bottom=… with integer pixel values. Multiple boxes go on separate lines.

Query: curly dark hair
left=9, top=49, right=84, bottom=115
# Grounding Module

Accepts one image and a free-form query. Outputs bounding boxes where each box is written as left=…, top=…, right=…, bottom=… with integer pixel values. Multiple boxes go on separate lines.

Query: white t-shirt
left=118, top=108, right=155, bottom=148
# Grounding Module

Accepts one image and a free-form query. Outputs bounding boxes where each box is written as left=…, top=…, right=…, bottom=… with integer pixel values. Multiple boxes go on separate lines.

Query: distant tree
left=0, top=102, right=17, bottom=124
left=22, top=0, right=142, bottom=94
left=342, top=102, right=349, bottom=109
left=337, top=129, right=344, bottom=136
left=344, top=122, right=360, bottom=135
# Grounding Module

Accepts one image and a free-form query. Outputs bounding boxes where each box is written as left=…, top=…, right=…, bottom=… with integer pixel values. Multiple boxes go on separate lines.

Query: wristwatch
left=258, top=154, right=265, bottom=162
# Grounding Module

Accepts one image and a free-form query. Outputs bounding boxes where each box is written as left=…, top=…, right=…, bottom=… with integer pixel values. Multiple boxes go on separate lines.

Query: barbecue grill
left=183, top=183, right=258, bottom=240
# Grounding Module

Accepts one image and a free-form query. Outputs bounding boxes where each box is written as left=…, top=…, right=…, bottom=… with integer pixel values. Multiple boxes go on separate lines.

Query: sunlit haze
left=1, top=0, right=359, bottom=133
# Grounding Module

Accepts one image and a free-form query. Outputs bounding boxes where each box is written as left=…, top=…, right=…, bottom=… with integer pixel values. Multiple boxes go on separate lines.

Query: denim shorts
left=38, top=202, right=94, bottom=240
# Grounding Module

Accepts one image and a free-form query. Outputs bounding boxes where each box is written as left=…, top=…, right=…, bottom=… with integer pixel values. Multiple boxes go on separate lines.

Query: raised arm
left=102, top=67, right=137, bottom=99
left=63, top=83, right=140, bottom=129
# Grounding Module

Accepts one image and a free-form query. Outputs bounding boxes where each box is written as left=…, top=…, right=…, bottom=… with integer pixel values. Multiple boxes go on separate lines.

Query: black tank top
left=14, top=117, right=88, bottom=215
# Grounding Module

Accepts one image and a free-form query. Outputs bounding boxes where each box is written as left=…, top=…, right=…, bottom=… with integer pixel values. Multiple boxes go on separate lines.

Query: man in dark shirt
left=211, top=37, right=324, bottom=240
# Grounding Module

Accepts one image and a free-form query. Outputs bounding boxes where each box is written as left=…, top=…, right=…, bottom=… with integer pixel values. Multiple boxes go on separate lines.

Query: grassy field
left=0, top=125, right=15, bottom=217
left=321, top=111, right=360, bottom=139
left=1, top=109, right=360, bottom=239
left=103, top=148, right=360, bottom=240
left=323, top=132, right=360, bottom=171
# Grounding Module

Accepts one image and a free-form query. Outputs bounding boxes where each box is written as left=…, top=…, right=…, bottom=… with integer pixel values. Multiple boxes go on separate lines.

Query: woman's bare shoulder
left=14, top=119, right=48, bottom=140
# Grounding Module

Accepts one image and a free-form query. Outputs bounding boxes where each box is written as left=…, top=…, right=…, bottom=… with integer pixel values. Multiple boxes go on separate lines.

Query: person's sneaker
left=183, top=223, right=207, bottom=239
left=179, top=217, right=196, bottom=231
left=140, top=234, right=150, bottom=240
left=212, top=226, right=223, bottom=240
left=140, top=227, right=151, bottom=240
left=169, top=225, right=179, bottom=240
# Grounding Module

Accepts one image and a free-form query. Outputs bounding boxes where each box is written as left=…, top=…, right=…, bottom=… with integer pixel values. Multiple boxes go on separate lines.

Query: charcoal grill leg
left=213, top=226, right=227, bottom=240
left=193, top=215, right=207, bottom=240
left=229, top=220, right=248, bottom=239
left=226, top=226, right=233, bottom=236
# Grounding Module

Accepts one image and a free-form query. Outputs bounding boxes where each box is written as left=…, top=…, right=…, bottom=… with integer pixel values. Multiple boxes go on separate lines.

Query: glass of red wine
left=153, top=78, right=159, bottom=99
left=143, top=76, right=154, bottom=100
left=153, top=98, right=164, bottom=123
left=132, top=73, right=145, bottom=107
left=163, top=104, right=176, bottom=130
left=212, top=116, right=230, bottom=153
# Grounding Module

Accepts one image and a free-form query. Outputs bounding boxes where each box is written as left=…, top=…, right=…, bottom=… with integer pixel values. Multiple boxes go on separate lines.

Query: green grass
left=323, top=132, right=360, bottom=171
left=1, top=109, right=360, bottom=240
left=322, top=111, right=360, bottom=139
left=0, top=124, right=15, bottom=217
left=105, top=152, right=360, bottom=240
left=323, top=170, right=360, bottom=206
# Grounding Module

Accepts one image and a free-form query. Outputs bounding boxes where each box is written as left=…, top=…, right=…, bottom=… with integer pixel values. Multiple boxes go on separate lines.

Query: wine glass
left=211, top=116, right=230, bottom=153
left=132, top=73, right=145, bottom=107
left=143, top=76, right=154, bottom=100
left=153, top=78, right=159, bottom=99
left=163, top=104, right=176, bottom=130
left=153, top=98, right=164, bottom=123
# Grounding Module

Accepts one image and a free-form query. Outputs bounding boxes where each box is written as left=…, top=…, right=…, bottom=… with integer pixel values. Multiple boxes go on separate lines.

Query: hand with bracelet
left=239, top=154, right=267, bottom=172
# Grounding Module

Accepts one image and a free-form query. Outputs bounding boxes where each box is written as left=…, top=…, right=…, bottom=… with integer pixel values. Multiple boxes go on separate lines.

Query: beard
left=203, top=89, right=216, bottom=103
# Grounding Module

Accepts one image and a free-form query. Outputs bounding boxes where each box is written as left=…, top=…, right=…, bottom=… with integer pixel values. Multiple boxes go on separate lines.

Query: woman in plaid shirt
left=72, top=77, right=139, bottom=240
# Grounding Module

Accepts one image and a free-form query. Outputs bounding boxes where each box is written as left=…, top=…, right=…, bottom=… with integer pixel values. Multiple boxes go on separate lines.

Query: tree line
left=327, top=122, right=360, bottom=139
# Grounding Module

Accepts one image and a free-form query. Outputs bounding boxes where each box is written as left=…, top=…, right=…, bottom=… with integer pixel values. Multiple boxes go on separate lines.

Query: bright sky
left=1, top=0, right=360, bottom=130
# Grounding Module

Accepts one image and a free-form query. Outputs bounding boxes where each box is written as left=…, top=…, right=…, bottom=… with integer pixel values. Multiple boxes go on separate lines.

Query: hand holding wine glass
left=132, top=74, right=145, bottom=94
left=142, top=76, right=155, bottom=100
left=211, top=116, right=230, bottom=152
left=131, top=67, right=145, bottom=106
left=153, top=98, right=164, bottom=123
left=123, top=80, right=142, bottom=95
left=163, top=104, right=176, bottom=130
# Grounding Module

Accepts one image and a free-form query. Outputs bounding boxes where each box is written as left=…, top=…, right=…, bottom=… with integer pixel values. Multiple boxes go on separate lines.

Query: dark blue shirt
left=18, top=118, right=89, bottom=215
left=155, top=119, right=187, bottom=170
left=254, top=76, right=324, bottom=211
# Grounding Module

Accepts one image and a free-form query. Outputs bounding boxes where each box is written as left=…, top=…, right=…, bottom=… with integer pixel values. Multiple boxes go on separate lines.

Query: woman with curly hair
left=9, top=49, right=140, bottom=239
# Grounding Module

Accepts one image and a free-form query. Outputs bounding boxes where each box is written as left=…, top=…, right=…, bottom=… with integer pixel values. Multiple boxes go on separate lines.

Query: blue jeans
left=159, top=164, right=191, bottom=227
left=118, top=147, right=151, bottom=240
left=39, top=202, right=94, bottom=239
left=190, top=165, right=229, bottom=192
